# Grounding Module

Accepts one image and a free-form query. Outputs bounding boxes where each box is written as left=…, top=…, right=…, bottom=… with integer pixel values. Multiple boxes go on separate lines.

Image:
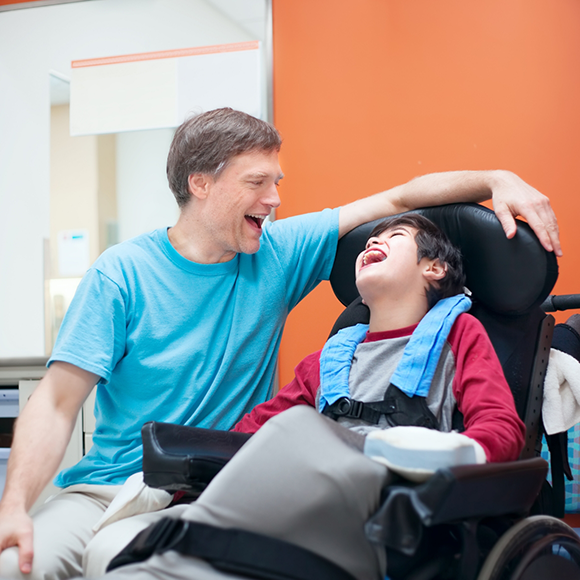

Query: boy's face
left=355, top=226, right=434, bottom=303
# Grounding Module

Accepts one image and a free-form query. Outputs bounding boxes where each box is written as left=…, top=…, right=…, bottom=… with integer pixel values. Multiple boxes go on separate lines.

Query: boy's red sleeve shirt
left=233, top=350, right=321, bottom=433
left=448, top=314, right=526, bottom=462
left=234, top=314, right=526, bottom=464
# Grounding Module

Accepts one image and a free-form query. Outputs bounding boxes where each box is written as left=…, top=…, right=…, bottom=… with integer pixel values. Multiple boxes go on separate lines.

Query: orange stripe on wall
left=273, top=0, right=580, bottom=390
left=72, top=41, right=260, bottom=68
left=0, top=0, right=44, bottom=4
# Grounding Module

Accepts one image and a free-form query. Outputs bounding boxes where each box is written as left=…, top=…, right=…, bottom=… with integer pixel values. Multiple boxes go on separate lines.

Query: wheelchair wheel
left=477, top=515, right=580, bottom=580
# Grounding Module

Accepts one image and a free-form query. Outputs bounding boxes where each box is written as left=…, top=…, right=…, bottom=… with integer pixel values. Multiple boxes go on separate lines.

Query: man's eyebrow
left=244, top=172, right=285, bottom=180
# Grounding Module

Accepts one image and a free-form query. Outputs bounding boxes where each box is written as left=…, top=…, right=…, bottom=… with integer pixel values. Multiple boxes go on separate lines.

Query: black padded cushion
left=142, top=421, right=251, bottom=493
left=330, top=203, right=558, bottom=316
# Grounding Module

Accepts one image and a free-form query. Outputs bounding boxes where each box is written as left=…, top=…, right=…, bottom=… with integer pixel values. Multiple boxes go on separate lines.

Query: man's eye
left=251, top=181, right=264, bottom=186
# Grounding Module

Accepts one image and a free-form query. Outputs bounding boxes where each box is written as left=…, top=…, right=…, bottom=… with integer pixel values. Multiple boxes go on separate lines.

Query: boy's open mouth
left=245, top=215, right=265, bottom=229
left=362, top=248, right=387, bottom=267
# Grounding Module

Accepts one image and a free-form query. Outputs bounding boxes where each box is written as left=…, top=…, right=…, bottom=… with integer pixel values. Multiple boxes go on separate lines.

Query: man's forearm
left=0, top=390, right=77, bottom=513
left=337, top=169, right=560, bottom=256
left=0, top=362, right=97, bottom=514
left=394, top=170, right=498, bottom=209
left=339, top=170, right=500, bottom=237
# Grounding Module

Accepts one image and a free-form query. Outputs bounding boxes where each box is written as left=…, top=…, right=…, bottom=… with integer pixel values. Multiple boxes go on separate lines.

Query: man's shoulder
left=86, top=229, right=167, bottom=291
left=93, top=229, right=163, bottom=269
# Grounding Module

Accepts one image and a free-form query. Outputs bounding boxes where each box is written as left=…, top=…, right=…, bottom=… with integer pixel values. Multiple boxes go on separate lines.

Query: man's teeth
left=247, top=215, right=265, bottom=227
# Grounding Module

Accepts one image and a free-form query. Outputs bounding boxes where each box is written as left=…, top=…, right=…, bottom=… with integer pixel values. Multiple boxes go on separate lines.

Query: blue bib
left=318, top=294, right=472, bottom=412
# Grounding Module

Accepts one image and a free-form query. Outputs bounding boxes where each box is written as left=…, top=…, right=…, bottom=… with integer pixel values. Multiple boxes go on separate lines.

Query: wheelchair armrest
left=366, top=457, right=548, bottom=555
left=141, top=421, right=252, bottom=493
left=415, top=457, right=548, bottom=525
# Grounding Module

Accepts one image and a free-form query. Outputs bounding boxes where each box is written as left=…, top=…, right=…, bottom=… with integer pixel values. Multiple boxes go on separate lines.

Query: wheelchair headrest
left=330, top=203, right=558, bottom=315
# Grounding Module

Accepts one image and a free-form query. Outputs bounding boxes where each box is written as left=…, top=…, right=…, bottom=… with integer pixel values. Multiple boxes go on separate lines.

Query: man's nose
left=263, top=184, right=281, bottom=209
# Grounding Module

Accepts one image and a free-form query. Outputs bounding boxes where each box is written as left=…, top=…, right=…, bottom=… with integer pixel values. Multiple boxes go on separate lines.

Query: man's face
left=355, top=226, right=428, bottom=303
left=196, top=150, right=283, bottom=262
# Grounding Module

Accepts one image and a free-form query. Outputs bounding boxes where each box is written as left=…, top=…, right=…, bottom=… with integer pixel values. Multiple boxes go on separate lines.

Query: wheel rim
left=477, top=516, right=580, bottom=580
left=510, top=534, right=580, bottom=579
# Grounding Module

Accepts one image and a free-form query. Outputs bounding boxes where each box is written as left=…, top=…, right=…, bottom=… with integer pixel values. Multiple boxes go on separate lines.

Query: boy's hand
left=490, top=170, right=561, bottom=257
left=0, top=507, right=34, bottom=574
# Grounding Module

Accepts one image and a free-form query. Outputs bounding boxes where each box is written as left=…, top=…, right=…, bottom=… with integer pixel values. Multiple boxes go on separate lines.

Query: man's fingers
left=18, top=532, right=34, bottom=574
left=522, top=203, right=563, bottom=256
left=494, top=198, right=562, bottom=257
left=536, top=202, right=562, bottom=257
left=493, top=202, right=518, bottom=240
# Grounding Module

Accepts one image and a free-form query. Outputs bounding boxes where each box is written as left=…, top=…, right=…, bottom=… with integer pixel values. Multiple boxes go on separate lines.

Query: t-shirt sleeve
left=450, top=314, right=526, bottom=462
left=233, top=350, right=321, bottom=433
left=263, top=208, right=340, bottom=310
left=48, top=268, right=127, bottom=383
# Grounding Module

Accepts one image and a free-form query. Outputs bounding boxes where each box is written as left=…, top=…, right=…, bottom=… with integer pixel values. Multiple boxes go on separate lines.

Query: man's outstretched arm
left=338, top=170, right=561, bottom=256
left=0, top=362, right=98, bottom=574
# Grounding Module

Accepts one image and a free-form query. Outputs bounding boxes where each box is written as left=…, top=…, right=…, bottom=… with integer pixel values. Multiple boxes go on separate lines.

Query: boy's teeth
left=363, top=250, right=386, bottom=265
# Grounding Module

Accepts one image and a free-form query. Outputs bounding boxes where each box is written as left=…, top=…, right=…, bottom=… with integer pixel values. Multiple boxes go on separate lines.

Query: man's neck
left=168, top=210, right=236, bottom=264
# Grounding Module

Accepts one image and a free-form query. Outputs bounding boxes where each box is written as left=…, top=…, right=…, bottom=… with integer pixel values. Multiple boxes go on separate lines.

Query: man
left=0, top=108, right=561, bottom=579
left=98, top=214, right=526, bottom=580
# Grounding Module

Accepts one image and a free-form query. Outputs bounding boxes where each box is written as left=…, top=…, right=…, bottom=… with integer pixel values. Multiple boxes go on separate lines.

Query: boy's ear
left=187, top=173, right=212, bottom=201
left=423, top=259, right=447, bottom=282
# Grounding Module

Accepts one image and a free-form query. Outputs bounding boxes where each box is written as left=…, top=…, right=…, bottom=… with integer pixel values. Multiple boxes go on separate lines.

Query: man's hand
left=0, top=508, right=33, bottom=574
left=489, top=170, right=561, bottom=257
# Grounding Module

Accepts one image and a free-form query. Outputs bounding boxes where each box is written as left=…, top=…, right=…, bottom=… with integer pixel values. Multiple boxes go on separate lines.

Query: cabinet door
left=18, top=380, right=83, bottom=514
left=82, top=388, right=96, bottom=454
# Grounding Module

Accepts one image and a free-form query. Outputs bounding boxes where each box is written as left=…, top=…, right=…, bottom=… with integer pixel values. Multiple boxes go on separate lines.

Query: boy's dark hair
left=369, top=213, right=465, bottom=308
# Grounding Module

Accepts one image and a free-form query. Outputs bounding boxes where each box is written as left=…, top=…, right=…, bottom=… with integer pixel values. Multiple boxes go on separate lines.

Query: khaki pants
left=0, top=486, right=185, bottom=580
left=0, top=484, right=120, bottom=580
left=101, top=406, right=390, bottom=580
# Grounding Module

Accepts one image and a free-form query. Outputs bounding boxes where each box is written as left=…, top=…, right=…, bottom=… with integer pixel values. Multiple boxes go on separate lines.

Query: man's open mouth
left=246, top=214, right=266, bottom=229
left=362, top=248, right=387, bottom=266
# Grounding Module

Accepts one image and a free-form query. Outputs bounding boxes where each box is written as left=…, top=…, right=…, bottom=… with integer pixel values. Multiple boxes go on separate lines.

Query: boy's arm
left=0, top=362, right=98, bottom=574
left=450, top=315, right=526, bottom=462
left=233, top=351, right=321, bottom=433
left=338, top=170, right=561, bottom=256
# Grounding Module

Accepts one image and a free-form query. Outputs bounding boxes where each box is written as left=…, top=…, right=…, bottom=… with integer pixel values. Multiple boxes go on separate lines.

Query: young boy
left=103, top=215, right=525, bottom=580
left=233, top=213, right=525, bottom=466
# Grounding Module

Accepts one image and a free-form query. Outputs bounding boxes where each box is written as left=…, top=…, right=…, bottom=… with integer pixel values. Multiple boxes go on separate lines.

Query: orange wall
left=273, top=0, right=580, bottom=389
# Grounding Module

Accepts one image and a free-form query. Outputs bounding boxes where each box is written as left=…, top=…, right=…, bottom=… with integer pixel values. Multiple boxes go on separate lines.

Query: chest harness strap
left=319, top=294, right=471, bottom=429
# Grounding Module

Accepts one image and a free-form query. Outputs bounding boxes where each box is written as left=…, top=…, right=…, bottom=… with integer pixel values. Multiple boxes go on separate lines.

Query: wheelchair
left=138, top=203, right=580, bottom=580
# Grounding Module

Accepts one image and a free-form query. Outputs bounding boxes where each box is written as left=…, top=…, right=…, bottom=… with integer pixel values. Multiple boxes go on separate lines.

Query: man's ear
left=423, top=259, right=447, bottom=283
left=188, top=173, right=212, bottom=201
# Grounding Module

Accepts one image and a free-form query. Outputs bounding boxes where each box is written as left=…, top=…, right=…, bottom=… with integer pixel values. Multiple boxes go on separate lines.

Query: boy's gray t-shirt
left=317, top=334, right=457, bottom=435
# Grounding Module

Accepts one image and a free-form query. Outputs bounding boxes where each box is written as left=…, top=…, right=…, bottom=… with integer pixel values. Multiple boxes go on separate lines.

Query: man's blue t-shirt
left=49, top=208, right=339, bottom=487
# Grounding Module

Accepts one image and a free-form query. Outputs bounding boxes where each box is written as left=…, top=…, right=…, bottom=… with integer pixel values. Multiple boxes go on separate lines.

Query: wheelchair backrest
left=329, top=203, right=559, bottom=458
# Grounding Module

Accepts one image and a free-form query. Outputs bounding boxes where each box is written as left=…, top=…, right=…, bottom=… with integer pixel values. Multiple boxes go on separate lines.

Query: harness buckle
left=332, top=397, right=363, bottom=419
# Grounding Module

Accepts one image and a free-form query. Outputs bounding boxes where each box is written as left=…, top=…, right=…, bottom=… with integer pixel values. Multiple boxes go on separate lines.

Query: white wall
left=116, top=129, right=178, bottom=243
left=0, top=0, right=258, bottom=358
